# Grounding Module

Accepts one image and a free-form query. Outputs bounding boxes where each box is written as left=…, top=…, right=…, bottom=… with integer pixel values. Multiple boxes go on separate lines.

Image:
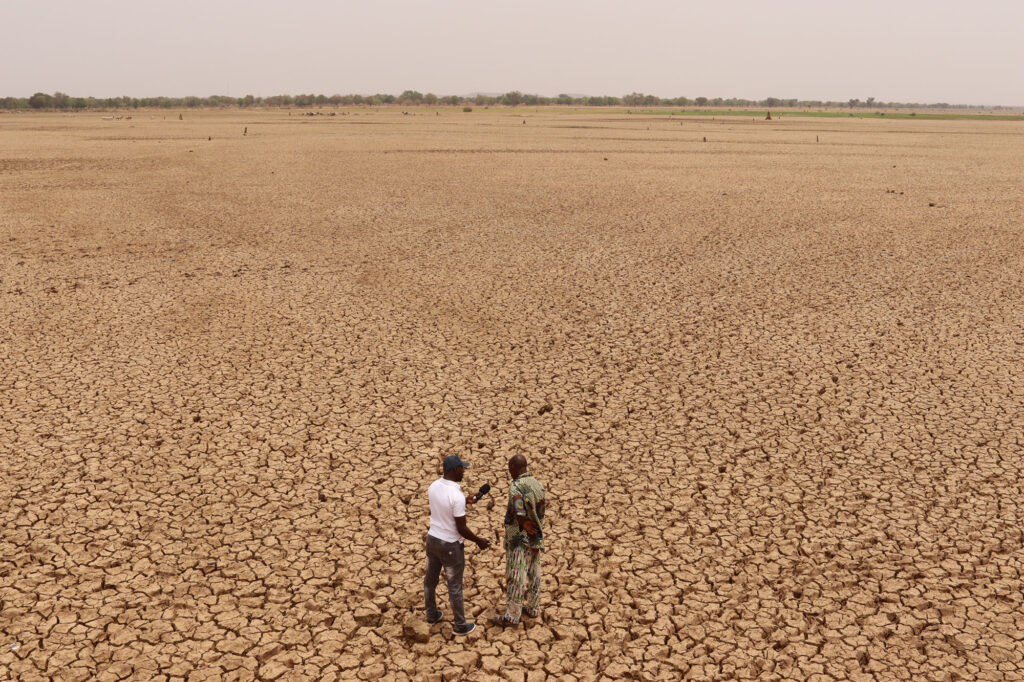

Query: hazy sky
left=2, top=0, right=1022, bottom=105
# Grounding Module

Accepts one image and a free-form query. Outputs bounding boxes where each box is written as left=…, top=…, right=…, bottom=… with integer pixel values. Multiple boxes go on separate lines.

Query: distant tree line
left=0, top=90, right=1013, bottom=111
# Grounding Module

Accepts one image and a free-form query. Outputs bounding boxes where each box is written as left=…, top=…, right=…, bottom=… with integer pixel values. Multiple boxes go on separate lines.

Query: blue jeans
left=424, top=534, right=466, bottom=626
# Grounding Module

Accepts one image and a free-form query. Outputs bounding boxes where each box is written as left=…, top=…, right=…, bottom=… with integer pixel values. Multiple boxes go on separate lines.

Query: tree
left=622, top=92, right=644, bottom=106
left=423, top=93, right=438, bottom=105
left=694, top=97, right=708, bottom=106
left=848, top=98, right=860, bottom=109
left=502, top=91, right=522, bottom=106
left=28, top=92, right=53, bottom=109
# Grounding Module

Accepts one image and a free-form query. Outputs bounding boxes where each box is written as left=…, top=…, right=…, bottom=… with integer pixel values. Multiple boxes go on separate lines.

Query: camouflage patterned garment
left=503, top=473, right=546, bottom=551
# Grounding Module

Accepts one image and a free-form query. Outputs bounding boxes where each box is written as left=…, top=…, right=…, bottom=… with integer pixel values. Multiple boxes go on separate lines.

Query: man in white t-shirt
left=425, top=455, right=491, bottom=635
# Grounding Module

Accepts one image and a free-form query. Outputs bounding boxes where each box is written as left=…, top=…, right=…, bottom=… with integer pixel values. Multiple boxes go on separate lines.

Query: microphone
left=473, top=483, right=491, bottom=503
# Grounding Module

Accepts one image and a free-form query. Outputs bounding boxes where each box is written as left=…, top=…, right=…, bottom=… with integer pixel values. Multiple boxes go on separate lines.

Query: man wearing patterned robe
left=493, top=454, right=546, bottom=627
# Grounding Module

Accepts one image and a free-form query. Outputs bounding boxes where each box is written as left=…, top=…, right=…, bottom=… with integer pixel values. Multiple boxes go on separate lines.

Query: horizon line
left=4, top=91, right=1021, bottom=110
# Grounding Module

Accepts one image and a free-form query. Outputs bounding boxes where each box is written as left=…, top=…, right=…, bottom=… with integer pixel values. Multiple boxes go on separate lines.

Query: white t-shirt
left=428, top=478, right=466, bottom=543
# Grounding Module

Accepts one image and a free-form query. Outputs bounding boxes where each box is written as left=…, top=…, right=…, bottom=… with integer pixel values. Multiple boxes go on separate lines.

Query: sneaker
left=426, top=610, right=444, bottom=625
left=452, top=622, right=476, bottom=636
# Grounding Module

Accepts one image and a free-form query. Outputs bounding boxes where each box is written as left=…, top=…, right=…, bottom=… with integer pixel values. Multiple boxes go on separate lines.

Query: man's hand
left=522, top=519, right=539, bottom=535
left=455, top=515, right=488, bottom=548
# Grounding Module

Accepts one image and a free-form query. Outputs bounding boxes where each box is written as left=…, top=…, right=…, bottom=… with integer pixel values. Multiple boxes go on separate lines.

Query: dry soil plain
left=1, top=108, right=1023, bottom=682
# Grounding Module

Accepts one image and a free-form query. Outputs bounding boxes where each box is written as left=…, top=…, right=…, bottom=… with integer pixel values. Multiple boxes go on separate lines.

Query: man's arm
left=455, top=516, right=491, bottom=549
left=515, top=511, right=540, bottom=535
left=512, top=487, right=540, bottom=535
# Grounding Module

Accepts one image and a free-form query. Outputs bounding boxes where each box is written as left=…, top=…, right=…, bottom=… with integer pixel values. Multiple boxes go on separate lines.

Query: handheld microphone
left=473, top=483, right=491, bottom=503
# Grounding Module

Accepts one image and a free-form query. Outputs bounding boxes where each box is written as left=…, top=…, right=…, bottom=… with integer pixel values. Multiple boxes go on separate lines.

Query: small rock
left=354, top=604, right=382, bottom=628
left=403, top=615, right=431, bottom=643
left=605, top=661, right=632, bottom=678
left=528, top=625, right=555, bottom=645
left=448, top=651, right=479, bottom=671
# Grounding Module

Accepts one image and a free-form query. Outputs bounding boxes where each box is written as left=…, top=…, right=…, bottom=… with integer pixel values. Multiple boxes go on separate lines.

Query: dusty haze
left=2, top=0, right=1023, bottom=105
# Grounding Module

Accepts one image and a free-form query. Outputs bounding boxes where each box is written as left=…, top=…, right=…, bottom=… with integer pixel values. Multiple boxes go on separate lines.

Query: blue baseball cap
left=443, top=455, right=470, bottom=471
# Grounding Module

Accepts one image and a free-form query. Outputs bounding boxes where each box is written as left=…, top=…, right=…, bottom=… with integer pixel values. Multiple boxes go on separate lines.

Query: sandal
left=490, top=616, right=519, bottom=628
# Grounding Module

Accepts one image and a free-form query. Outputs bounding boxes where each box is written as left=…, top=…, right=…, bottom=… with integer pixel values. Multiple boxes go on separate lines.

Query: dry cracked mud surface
left=2, top=109, right=1023, bottom=681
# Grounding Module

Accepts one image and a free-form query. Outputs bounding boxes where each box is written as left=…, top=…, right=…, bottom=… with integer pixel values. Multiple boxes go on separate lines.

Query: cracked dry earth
left=1, top=109, right=1023, bottom=682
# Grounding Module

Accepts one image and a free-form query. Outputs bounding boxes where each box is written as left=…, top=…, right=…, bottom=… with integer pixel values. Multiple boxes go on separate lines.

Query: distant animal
left=244, top=127, right=247, bottom=136
left=765, top=111, right=772, bottom=120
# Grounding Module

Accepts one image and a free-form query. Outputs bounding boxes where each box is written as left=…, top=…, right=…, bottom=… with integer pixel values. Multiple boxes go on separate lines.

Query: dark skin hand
left=445, top=466, right=491, bottom=550
left=455, top=516, right=490, bottom=550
